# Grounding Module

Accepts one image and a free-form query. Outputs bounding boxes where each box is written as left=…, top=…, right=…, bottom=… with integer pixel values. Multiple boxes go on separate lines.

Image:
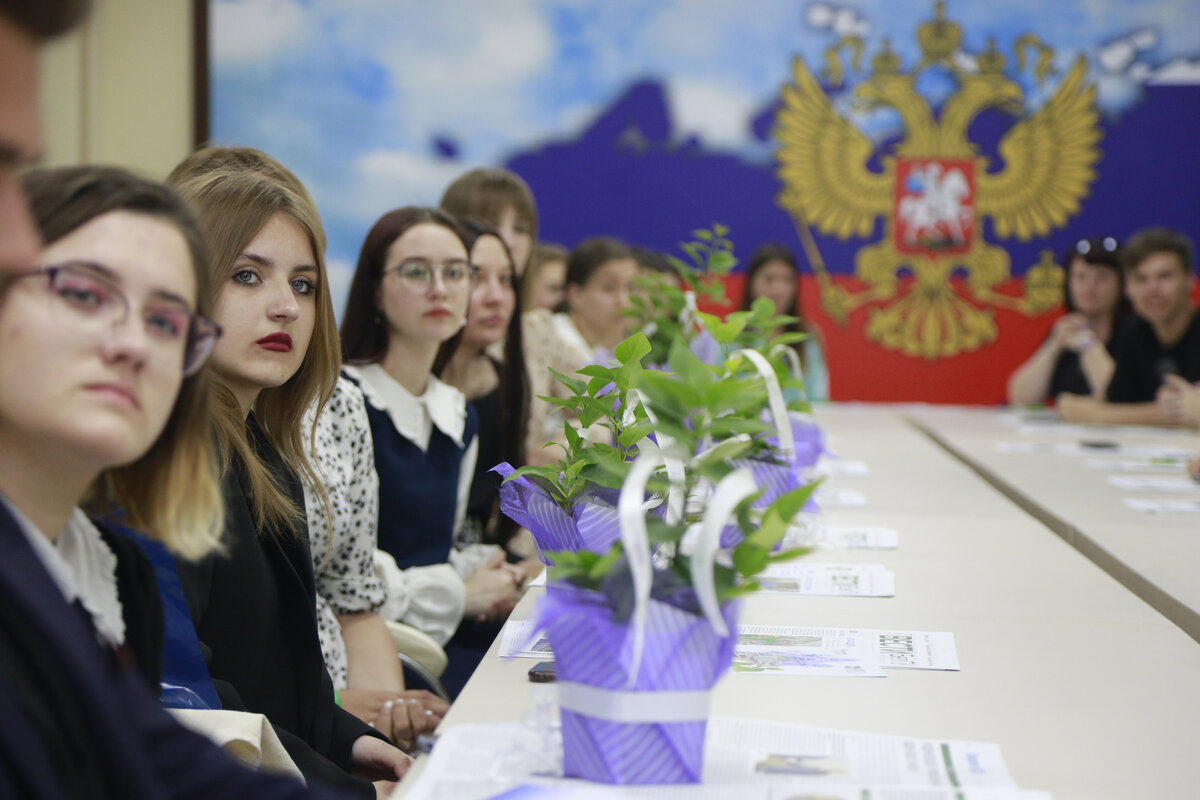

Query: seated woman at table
left=741, top=243, right=828, bottom=402
left=1007, top=237, right=1132, bottom=405
left=170, top=144, right=448, bottom=750
left=522, top=237, right=638, bottom=466
left=340, top=207, right=524, bottom=697
left=0, top=164, right=354, bottom=799
left=434, top=219, right=539, bottom=567
left=168, top=161, right=410, bottom=797
left=522, top=242, right=568, bottom=312
left=440, top=167, right=537, bottom=275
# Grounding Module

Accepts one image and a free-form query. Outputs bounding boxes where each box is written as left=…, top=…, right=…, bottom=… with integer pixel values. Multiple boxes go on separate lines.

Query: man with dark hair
left=1059, top=226, right=1200, bottom=425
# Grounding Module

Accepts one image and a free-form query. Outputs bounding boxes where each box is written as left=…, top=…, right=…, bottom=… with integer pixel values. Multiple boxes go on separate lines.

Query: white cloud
left=953, top=50, right=979, bottom=74
left=349, top=149, right=473, bottom=215
left=832, top=8, right=870, bottom=38
left=1097, top=28, right=1157, bottom=72
left=326, top=257, right=354, bottom=323
left=806, top=3, right=869, bottom=37
left=1147, top=57, right=1200, bottom=84
left=211, top=0, right=310, bottom=65
left=666, top=79, right=760, bottom=149
left=806, top=4, right=834, bottom=28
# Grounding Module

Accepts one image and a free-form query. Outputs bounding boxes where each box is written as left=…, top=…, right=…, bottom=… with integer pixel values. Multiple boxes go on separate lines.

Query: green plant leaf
left=614, top=331, right=652, bottom=365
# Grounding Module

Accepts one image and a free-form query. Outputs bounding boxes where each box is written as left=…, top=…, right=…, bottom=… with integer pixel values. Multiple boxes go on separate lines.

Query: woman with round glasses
left=168, top=163, right=410, bottom=797
left=341, top=207, right=524, bottom=697
left=1007, top=236, right=1133, bottom=405
left=0, top=165, right=358, bottom=798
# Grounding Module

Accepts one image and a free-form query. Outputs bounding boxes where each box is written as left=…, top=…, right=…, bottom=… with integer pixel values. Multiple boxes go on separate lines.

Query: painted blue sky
left=211, top=0, right=1200, bottom=315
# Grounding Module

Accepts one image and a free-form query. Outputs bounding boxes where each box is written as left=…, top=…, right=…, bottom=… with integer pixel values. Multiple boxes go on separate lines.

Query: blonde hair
left=171, top=163, right=339, bottom=534
left=21, top=165, right=224, bottom=559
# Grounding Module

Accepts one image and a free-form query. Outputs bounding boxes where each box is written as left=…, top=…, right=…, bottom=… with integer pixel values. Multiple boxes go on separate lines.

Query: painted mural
left=209, top=0, right=1200, bottom=403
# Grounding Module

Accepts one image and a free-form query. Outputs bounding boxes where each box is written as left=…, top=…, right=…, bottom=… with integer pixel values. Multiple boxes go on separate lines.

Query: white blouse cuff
left=373, top=550, right=465, bottom=646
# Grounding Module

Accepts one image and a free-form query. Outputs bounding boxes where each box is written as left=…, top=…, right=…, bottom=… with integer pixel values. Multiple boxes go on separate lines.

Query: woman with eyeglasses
left=340, top=207, right=523, bottom=697
left=168, top=164, right=410, bottom=798
left=0, top=165, right=358, bottom=799
left=1007, top=237, right=1133, bottom=405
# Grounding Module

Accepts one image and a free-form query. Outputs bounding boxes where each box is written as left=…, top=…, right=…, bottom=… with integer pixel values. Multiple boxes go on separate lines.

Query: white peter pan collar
left=345, top=363, right=468, bottom=452
left=0, top=495, right=125, bottom=648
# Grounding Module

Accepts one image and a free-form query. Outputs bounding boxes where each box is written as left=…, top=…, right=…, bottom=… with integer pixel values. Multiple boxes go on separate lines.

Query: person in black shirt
left=1008, top=236, right=1131, bottom=404
left=1059, top=227, right=1199, bottom=425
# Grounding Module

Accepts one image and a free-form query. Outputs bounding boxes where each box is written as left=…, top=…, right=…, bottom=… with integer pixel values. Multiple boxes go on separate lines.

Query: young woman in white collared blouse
left=340, top=207, right=523, bottom=697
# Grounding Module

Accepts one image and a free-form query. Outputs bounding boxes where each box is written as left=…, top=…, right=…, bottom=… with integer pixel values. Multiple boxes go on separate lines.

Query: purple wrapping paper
left=719, top=457, right=817, bottom=548
left=493, top=463, right=622, bottom=565
left=763, top=414, right=825, bottom=468
left=539, top=585, right=740, bottom=784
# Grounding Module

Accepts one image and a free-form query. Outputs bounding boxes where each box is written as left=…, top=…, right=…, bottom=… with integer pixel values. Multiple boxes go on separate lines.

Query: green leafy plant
left=538, top=336, right=817, bottom=603
left=627, top=224, right=739, bottom=365
left=505, top=333, right=656, bottom=508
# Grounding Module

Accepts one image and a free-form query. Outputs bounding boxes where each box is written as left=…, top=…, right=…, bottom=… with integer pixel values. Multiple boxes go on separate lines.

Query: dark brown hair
left=741, top=242, right=809, bottom=368
left=341, top=206, right=470, bottom=364
left=434, top=218, right=529, bottom=545
left=1121, top=227, right=1195, bottom=276
left=564, top=237, right=633, bottom=291
left=1062, top=237, right=1131, bottom=321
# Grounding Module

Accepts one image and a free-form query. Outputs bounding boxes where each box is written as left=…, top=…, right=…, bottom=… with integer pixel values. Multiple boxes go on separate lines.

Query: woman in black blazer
left=168, top=151, right=410, bottom=798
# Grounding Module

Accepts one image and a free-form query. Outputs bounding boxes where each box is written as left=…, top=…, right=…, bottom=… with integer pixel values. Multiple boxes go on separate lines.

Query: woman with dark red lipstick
left=341, top=207, right=524, bottom=697
left=168, top=163, right=411, bottom=798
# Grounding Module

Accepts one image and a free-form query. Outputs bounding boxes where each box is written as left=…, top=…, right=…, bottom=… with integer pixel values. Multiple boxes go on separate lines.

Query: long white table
left=396, top=405, right=1200, bottom=799
left=909, top=406, right=1200, bottom=643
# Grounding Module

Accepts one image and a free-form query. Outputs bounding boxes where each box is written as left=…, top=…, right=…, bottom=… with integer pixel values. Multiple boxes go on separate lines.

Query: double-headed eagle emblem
left=775, top=2, right=1102, bottom=358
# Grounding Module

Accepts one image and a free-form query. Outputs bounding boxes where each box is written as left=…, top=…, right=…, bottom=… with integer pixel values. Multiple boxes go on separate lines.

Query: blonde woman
left=171, top=146, right=447, bottom=748
left=169, top=163, right=409, bottom=798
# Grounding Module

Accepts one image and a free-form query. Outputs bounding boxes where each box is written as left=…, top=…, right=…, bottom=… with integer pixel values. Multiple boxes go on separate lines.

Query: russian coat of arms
left=774, top=1, right=1102, bottom=359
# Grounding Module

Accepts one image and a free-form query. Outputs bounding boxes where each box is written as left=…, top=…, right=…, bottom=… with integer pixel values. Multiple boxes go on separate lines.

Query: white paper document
left=811, top=459, right=871, bottom=478
left=1122, top=497, right=1200, bottom=515
left=817, top=488, right=867, bottom=507
left=756, top=563, right=895, bottom=597
left=1084, top=456, right=1190, bottom=472
left=786, top=524, right=900, bottom=550
left=734, top=626, right=959, bottom=673
left=499, top=622, right=960, bottom=675
left=400, top=719, right=1047, bottom=800
left=1106, top=474, right=1199, bottom=492
left=995, top=441, right=1195, bottom=459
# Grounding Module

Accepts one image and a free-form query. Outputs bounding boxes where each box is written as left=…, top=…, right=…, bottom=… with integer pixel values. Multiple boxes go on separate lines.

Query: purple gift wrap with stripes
left=718, top=458, right=817, bottom=548
left=538, top=584, right=740, bottom=784
left=493, top=463, right=622, bottom=565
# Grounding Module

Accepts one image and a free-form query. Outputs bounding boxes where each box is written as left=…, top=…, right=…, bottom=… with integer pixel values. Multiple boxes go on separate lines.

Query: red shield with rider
left=893, top=158, right=976, bottom=256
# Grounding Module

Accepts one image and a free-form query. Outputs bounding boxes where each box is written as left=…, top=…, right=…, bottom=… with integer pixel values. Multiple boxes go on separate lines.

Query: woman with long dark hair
left=741, top=242, right=828, bottom=401
left=433, top=219, right=538, bottom=566
left=340, top=207, right=523, bottom=697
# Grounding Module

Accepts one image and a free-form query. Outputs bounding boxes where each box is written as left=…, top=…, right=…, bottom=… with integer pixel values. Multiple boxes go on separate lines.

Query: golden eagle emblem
left=775, top=2, right=1102, bottom=359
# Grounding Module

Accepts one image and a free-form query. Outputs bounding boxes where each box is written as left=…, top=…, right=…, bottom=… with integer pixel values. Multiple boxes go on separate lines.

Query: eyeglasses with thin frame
left=7, top=262, right=221, bottom=377
left=382, top=258, right=478, bottom=293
